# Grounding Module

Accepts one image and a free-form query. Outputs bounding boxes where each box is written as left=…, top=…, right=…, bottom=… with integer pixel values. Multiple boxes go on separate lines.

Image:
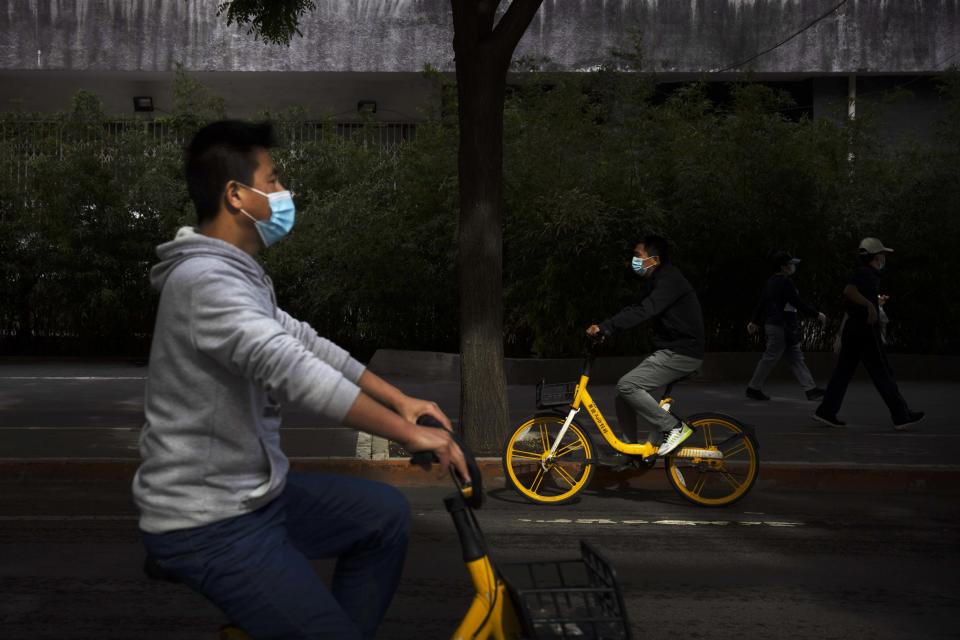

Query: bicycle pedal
left=641, top=455, right=658, bottom=467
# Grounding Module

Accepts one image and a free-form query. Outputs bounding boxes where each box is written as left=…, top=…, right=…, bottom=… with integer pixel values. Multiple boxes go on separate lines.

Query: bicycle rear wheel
left=502, top=414, right=595, bottom=504
left=664, top=412, right=759, bottom=507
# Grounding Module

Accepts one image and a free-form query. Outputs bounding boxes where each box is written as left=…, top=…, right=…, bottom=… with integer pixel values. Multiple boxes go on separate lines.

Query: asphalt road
left=1, top=482, right=956, bottom=639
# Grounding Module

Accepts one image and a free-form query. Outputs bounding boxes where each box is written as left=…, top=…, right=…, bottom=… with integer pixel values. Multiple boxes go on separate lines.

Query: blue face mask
left=631, top=256, right=658, bottom=275
left=238, top=184, right=296, bottom=248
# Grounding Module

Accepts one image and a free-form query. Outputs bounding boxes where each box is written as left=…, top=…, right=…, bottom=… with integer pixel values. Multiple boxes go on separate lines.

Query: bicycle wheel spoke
left=701, top=424, right=713, bottom=448
left=511, top=448, right=542, bottom=461
left=554, top=441, right=584, bottom=459
left=529, top=467, right=546, bottom=493
left=691, top=472, right=707, bottom=496
left=723, top=441, right=748, bottom=458
left=552, top=463, right=578, bottom=487
left=538, top=423, right=550, bottom=453
left=720, top=471, right=743, bottom=490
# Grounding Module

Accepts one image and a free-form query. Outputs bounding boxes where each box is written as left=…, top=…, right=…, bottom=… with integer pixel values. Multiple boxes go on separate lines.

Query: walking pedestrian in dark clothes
left=746, top=251, right=827, bottom=401
left=813, top=238, right=925, bottom=430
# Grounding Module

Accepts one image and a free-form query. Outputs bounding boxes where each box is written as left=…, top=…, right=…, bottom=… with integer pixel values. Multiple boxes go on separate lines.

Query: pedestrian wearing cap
left=746, top=251, right=827, bottom=401
left=813, top=238, right=924, bottom=430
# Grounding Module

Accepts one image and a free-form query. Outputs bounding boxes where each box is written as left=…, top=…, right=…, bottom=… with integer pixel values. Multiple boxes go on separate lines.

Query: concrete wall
left=0, top=69, right=439, bottom=120
left=1, top=1, right=958, bottom=74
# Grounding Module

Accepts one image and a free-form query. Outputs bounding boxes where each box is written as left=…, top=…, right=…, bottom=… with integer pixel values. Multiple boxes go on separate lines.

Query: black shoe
left=805, top=387, right=826, bottom=401
left=893, top=411, right=925, bottom=431
left=812, top=408, right=846, bottom=427
left=746, top=387, right=770, bottom=401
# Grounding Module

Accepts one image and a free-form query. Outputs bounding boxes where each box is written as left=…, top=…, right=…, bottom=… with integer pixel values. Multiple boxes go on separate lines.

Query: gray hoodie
left=132, top=227, right=365, bottom=534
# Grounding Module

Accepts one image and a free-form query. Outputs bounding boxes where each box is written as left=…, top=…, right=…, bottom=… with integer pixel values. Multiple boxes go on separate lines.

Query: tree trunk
left=455, top=49, right=511, bottom=454
left=451, top=0, right=543, bottom=454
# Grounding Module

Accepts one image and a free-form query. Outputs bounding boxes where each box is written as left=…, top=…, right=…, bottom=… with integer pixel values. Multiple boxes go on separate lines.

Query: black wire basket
left=501, top=540, right=632, bottom=639
left=535, top=380, right=577, bottom=409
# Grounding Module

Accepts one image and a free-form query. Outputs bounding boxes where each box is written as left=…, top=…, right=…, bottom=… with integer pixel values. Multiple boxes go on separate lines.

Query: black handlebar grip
left=411, top=414, right=484, bottom=508
left=410, top=415, right=444, bottom=470
left=410, top=450, right=439, bottom=470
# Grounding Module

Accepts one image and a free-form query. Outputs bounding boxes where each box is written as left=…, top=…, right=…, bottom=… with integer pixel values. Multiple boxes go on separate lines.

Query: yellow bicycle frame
left=570, top=372, right=660, bottom=458
left=452, top=556, right=523, bottom=639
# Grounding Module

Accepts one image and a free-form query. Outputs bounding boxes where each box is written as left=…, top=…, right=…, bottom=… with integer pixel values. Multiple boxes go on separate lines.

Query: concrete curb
left=1, top=459, right=957, bottom=495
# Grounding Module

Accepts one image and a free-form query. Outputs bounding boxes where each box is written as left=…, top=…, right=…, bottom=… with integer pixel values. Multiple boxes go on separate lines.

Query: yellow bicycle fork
left=444, top=487, right=526, bottom=639
left=453, top=557, right=523, bottom=639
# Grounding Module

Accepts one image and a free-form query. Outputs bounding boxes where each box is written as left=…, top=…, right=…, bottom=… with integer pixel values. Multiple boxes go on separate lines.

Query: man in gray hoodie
left=133, top=120, right=466, bottom=640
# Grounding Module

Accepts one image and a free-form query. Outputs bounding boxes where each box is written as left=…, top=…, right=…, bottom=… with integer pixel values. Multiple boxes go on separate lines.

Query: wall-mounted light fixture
left=357, top=100, right=378, bottom=114
left=133, top=96, right=154, bottom=112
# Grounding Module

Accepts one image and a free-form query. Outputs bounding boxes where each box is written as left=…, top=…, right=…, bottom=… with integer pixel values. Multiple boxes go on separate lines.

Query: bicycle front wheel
left=664, top=413, right=759, bottom=507
left=502, top=415, right=595, bottom=505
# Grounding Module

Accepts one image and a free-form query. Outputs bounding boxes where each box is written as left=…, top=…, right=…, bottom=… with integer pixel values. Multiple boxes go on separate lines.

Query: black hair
left=184, top=120, right=276, bottom=226
left=769, top=249, right=793, bottom=270
left=639, top=234, right=671, bottom=264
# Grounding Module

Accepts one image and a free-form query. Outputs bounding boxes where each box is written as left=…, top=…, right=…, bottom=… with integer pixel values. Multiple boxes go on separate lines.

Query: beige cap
left=858, top=237, right=894, bottom=255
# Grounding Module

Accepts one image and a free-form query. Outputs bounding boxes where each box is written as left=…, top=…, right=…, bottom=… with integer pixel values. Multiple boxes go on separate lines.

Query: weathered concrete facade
left=1, top=0, right=957, bottom=73
left=0, top=1, right=957, bottom=133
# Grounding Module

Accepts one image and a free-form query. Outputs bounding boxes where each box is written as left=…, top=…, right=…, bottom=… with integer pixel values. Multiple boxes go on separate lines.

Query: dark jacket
left=599, top=264, right=705, bottom=359
left=844, top=265, right=882, bottom=329
left=751, top=274, right=819, bottom=327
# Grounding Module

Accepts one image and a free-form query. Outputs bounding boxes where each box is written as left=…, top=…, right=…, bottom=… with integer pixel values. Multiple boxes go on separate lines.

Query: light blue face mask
left=238, top=183, right=296, bottom=248
left=632, top=256, right=657, bottom=275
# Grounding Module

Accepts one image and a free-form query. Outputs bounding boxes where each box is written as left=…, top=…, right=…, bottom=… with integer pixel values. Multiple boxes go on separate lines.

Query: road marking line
left=780, top=432, right=959, bottom=438
left=0, top=515, right=139, bottom=521
left=0, top=376, right=147, bottom=380
left=517, top=518, right=803, bottom=527
left=0, top=426, right=355, bottom=431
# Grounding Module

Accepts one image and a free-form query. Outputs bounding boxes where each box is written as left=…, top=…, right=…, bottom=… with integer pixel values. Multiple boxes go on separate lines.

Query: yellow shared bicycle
left=411, top=418, right=632, bottom=639
left=502, top=340, right=760, bottom=507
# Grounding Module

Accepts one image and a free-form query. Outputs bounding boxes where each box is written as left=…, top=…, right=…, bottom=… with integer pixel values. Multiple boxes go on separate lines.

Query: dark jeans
left=747, top=324, right=816, bottom=392
left=819, top=321, right=910, bottom=422
left=140, top=472, right=410, bottom=640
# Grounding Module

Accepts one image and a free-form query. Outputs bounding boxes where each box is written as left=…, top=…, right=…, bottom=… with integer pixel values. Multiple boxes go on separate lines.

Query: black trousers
left=819, top=321, right=910, bottom=422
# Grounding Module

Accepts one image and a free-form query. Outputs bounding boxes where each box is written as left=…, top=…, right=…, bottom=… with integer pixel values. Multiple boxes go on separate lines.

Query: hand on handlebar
left=403, top=423, right=469, bottom=483
left=394, top=395, right=453, bottom=432
left=585, top=325, right=606, bottom=342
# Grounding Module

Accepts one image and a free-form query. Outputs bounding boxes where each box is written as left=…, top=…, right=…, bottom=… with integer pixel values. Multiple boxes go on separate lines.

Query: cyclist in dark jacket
left=587, top=235, right=704, bottom=456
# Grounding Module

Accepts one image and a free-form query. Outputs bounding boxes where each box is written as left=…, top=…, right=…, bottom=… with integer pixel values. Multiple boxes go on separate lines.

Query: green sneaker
left=657, top=422, right=693, bottom=456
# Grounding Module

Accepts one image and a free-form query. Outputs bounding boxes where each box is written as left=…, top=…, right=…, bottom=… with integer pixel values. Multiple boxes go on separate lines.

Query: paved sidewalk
left=0, top=357, right=956, bottom=492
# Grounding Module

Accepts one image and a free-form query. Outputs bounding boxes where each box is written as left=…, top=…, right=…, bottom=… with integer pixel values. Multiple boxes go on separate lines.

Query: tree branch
left=477, top=0, right=502, bottom=37
left=216, top=0, right=316, bottom=46
left=452, top=0, right=502, bottom=54
left=491, top=0, right=543, bottom=55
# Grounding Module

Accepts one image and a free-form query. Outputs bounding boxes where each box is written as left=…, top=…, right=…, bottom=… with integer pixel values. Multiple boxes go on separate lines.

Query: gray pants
left=615, top=349, right=703, bottom=445
left=748, top=324, right=816, bottom=392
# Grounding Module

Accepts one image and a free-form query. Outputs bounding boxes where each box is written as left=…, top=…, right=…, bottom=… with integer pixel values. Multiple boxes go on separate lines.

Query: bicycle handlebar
left=410, top=416, right=484, bottom=509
